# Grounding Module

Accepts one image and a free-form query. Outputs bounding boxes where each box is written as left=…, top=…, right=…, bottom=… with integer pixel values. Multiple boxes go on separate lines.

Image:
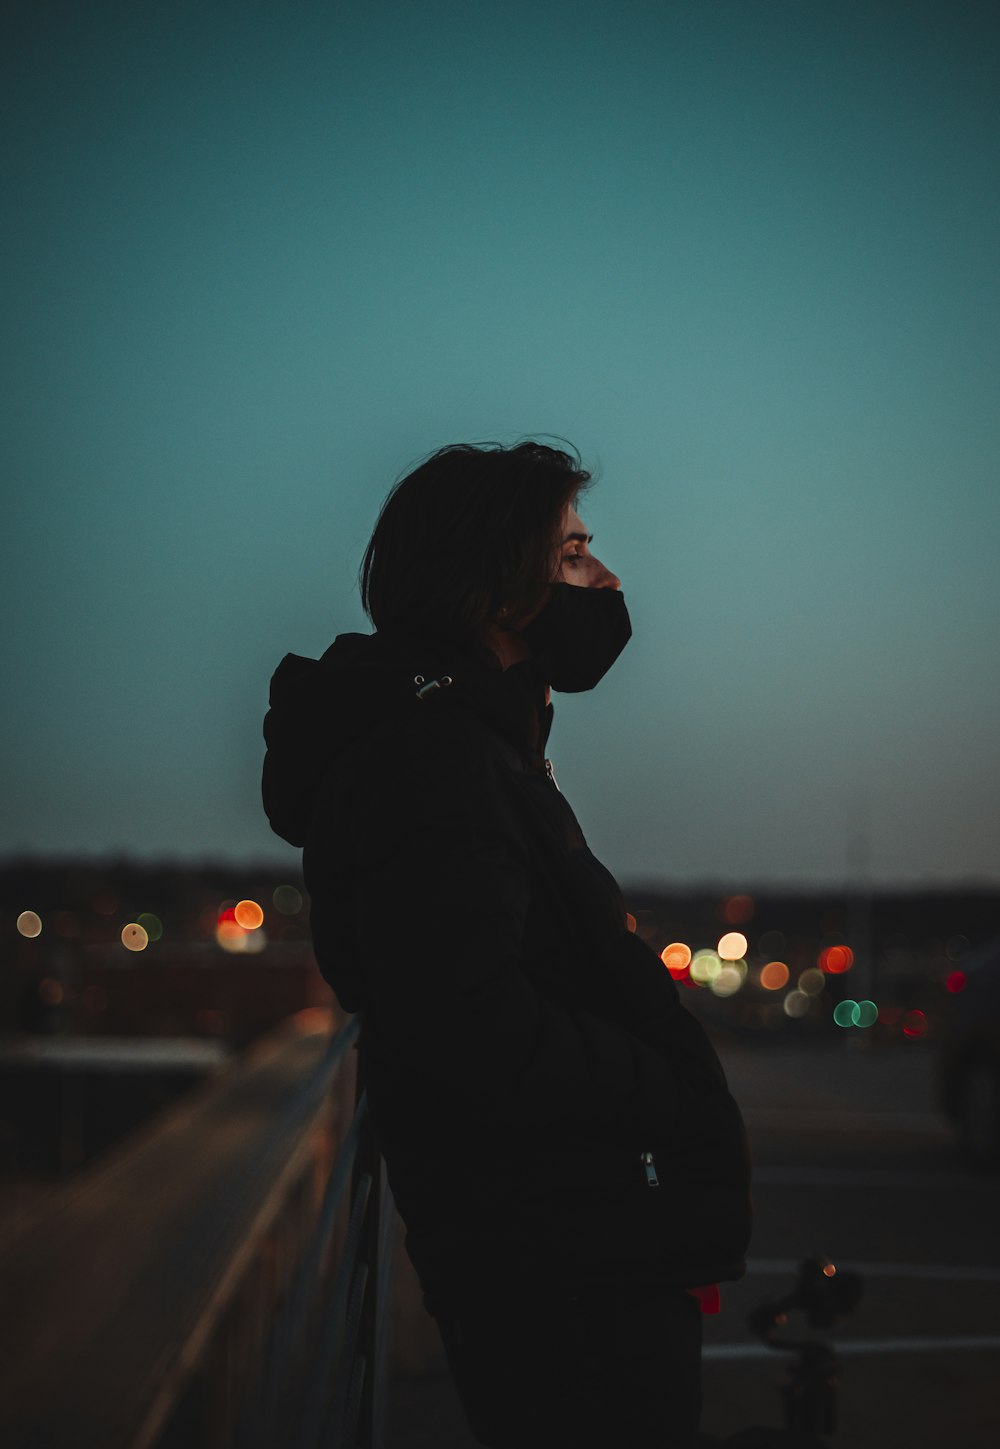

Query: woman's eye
left=563, top=554, right=581, bottom=567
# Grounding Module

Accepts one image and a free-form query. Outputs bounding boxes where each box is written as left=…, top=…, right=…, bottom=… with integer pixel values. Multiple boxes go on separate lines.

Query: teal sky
left=3, top=0, right=999, bottom=885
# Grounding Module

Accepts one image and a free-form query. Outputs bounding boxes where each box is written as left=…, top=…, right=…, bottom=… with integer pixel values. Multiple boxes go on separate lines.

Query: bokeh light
left=216, top=920, right=247, bottom=952
left=234, top=899, right=265, bottom=930
left=759, top=961, right=789, bottom=991
left=136, top=912, right=163, bottom=942
left=711, top=962, right=747, bottom=997
left=121, top=923, right=149, bottom=952
left=661, top=942, right=692, bottom=977
left=855, top=1000, right=878, bottom=1028
left=783, top=990, right=809, bottom=1019
left=723, top=894, right=755, bottom=925
left=798, top=968, right=825, bottom=996
left=625, top=912, right=637, bottom=933
left=16, top=911, right=42, bottom=938
left=833, top=999, right=859, bottom=1028
left=690, top=949, right=722, bottom=985
left=717, top=932, right=748, bottom=961
left=39, top=977, right=64, bottom=1006
left=273, top=885, right=303, bottom=915
left=903, top=1009, right=928, bottom=1040
left=819, top=945, right=854, bottom=974
left=945, top=971, right=967, bottom=993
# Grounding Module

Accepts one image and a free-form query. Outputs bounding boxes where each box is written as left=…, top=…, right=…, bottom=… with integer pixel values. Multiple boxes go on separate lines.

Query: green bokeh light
left=833, top=999, right=859, bottom=1028
left=273, top=885, right=303, bottom=915
left=855, top=1000, right=878, bottom=1028
left=136, top=912, right=163, bottom=941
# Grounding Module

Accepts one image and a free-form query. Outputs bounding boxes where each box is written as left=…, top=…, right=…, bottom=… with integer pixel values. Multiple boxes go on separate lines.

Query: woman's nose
left=593, top=559, right=621, bottom=590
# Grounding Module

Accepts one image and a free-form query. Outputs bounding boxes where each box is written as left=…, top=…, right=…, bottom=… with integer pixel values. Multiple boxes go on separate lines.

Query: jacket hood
left=262, top=631, right=552, bottom=848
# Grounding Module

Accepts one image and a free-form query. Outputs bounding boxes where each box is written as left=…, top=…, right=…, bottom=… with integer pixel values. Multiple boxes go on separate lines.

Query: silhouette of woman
left=263, top=440, right=751, bottom=1447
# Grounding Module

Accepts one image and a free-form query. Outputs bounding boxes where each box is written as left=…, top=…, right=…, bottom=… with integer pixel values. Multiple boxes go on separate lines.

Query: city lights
left=722, top=894, right=754, bottom=925
left=137, top=912, right=163, bottom=942
left=855, top=1000, right=878, bottom=1028
left=121, top=923, right=149, bottom=952
left=711, top=962, right=747, bottom=997
left=819, top=945, right=854, bottom=974
left=273, top=884, right=303, bottom=915
left=690, top=949, right=723, bottom=985
left=39, top=977, right=64, bottom=1006
left=234, top=899, right=265, bottom=930
left=16, top=911, right=42, bottom=938
left=783, top=990, right=809, bottom=1019
left=759, top=961, right=789, bottom=991
left=661, top=942, right=692, bottom=977
left=798, top=968, right=825, bottom=996
left=832, top=1000, right=879, bottom=1028
left=903, top=1010, right=928, bottom=1040
left=216, top=919, right=247, bottom=952
left=717, top=932, right=748, bottom=961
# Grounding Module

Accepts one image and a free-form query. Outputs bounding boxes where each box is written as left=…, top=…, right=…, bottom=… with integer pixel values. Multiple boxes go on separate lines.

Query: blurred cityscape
left=3, top=859, right=1000, bottom=1447
left=3, top=855, right=998, bottom=1184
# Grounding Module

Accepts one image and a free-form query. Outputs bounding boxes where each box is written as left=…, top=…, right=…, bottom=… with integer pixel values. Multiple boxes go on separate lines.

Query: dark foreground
left=387, top=1033, right=1000, bottom=1448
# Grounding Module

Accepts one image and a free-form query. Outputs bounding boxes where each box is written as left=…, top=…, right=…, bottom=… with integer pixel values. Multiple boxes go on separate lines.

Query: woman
left=262, top=440, right=751, bottom=1448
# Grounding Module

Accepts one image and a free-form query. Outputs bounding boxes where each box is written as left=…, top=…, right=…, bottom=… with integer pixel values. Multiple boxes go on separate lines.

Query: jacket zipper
left=641, top=1150, right=660, bottom=1187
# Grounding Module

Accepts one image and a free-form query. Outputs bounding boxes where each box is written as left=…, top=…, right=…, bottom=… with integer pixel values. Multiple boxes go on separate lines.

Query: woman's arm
left=344, top=714, right=687, bottom=1143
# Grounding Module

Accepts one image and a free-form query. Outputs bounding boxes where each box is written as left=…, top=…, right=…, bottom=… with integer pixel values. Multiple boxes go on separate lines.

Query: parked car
left=938, top=933, right=1000, bottom=1167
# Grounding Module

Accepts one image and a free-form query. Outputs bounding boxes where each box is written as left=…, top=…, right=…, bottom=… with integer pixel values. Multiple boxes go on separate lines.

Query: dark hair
left=359, top=439, right=592, bottom=642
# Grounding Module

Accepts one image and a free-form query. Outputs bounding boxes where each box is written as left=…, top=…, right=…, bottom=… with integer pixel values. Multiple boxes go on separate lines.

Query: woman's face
left=484, top=503, right=622, bottom=670
left=554, top=505, right=621, bottom=590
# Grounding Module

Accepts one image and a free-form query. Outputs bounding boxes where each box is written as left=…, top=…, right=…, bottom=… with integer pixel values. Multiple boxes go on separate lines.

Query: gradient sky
left=3, top=0, right=999, bottom=886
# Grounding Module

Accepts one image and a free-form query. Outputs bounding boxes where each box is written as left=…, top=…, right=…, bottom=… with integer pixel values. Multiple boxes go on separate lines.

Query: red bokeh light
left=902, top=1009, right=928, bottom=1040
left=819, top=945, right=854, bottom=975
left=945, top=971, right=967, bottom=994
left=723, top=894, right=755, bottom=925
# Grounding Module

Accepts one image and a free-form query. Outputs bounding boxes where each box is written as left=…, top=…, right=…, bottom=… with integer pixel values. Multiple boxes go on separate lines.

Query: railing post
left=352, top=1022, right=394, bottom=1449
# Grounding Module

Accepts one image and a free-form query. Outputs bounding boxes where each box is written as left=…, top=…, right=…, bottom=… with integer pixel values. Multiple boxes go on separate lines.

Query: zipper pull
left=641, top=1151, right=659, bottom=1187
left=544, top=758, right=561, bottom=791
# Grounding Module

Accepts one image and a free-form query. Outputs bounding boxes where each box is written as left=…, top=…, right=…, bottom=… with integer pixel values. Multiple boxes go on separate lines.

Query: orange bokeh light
left=819, top=945, right=854, bottom=974
left=234, top=899, right=264, bottom=930
left=661, top=942, right=693, bottom=978
left=759, top=961, right=790, bottom=991
left=717, top=932, right=748, bottom=961
left=625, top=913, right=637, bottom=933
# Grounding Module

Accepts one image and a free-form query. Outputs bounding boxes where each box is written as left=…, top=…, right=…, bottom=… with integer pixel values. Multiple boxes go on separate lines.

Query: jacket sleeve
left=343, top=714, right=686, bottom=1143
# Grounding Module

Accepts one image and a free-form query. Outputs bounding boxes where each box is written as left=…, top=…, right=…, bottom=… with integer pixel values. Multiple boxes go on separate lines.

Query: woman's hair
left=359, top=439, right=592, bottom=642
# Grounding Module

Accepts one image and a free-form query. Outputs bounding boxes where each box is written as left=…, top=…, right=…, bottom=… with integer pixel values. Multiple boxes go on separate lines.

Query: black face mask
left=518, top=583, right=632, bottom=693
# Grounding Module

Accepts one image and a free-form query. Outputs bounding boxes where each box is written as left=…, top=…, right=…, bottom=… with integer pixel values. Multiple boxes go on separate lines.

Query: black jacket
left=262, top=631, right=751, bottom=1296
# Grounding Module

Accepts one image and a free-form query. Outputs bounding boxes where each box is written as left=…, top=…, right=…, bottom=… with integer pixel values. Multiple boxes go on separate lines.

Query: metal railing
left=233, top=1014, right=396, bottom=1449
left=0, top=1011, right=395, bottom=1449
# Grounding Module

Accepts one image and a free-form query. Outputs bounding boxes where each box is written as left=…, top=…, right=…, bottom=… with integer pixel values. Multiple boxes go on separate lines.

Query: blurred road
left=389, top=1033, right=1000, bottom=1448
